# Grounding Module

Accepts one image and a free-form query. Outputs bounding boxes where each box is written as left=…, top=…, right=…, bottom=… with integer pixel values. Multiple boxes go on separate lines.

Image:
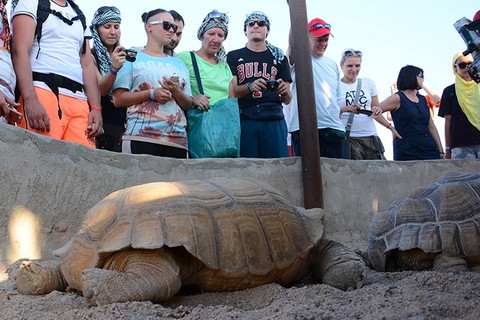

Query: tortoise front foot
left=16, top=260, right=67, bottom=295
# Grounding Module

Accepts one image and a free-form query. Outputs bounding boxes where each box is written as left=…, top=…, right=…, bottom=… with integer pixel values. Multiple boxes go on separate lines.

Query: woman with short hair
left=374, top=65, right=445, bottom=160
left=337, top=48, right=400, bottom=160
left=112, top=8, right=192, bottom=158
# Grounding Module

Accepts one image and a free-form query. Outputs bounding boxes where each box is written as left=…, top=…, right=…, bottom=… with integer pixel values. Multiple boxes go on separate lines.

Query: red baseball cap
left=474, top=10, right=480, bottom=21
left=308, top=18, right=333, bottom=38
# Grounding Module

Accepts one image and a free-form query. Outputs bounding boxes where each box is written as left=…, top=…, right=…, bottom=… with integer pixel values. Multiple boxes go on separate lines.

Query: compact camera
left=454, top=17, right=480, bottom=82
left=265, top=80, right=279, bottom=92
left=122, top=49, right=137, bottom=62
left=355, top=107, right=373, bottom=116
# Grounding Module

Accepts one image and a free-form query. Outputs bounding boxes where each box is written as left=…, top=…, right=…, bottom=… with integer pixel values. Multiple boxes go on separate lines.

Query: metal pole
left=287, top=0, right=324, bottom=209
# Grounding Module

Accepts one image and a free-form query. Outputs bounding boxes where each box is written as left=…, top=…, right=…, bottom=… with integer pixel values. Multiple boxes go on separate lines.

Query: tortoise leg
left=433, top=254, right=468, bottom=272
left=16, top=260, right=68, bottom=295
left=81, top=248, right=181, bottom=307
left=310, top=239, right=367, bottom=291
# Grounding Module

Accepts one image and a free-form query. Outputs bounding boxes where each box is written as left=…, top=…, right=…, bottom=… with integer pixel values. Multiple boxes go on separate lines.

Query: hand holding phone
left=6, top=107, right=23, bottom=124
left=170, top=73, right=180, bottom=82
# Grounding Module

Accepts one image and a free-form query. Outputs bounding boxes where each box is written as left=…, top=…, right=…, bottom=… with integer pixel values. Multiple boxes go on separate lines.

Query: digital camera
left=122, top=49, right=137, bottom=62
left=454, top=17, right=480, bottom=82
left=265, top=80, right=278, bottom=92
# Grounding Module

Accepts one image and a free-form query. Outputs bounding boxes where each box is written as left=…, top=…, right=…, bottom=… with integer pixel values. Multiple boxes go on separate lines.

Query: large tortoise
left=367, top=171, right=480, bottom=272
left=16, top=178, right=366, bottom=307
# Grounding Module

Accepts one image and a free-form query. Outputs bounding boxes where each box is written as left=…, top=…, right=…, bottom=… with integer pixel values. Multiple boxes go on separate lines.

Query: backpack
left=35, top=0, right=88, bottom=58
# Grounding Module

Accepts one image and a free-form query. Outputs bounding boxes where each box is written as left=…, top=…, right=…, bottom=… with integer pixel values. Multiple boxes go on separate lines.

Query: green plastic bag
left=187, top=98, right=240, bottom=158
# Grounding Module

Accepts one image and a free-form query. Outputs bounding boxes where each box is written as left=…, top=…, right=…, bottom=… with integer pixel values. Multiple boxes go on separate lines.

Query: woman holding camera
left=337, top=48, right=400, bottom=160
left=373, top=65, right=444, bottom=160
left=90, top=6, right=127, bottom=151
left=112, top=9, right=192, bottom=158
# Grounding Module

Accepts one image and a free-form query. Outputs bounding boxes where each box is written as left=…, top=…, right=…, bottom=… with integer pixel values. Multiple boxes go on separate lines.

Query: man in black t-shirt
left=227, top=11, right=292, bottom=158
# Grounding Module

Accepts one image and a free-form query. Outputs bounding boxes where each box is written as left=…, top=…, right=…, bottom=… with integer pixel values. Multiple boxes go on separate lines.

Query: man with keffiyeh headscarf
left=0, top=0, right=19, bottom=124
left=439, top=51, right=480, bottom=159
left=227, top=10, right=292, bottom=158
left=90, top=6, right=127, bottom=152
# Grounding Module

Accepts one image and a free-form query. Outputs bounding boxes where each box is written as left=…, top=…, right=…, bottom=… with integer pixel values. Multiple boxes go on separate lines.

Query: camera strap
left=344, top=78, right=362, bottom=159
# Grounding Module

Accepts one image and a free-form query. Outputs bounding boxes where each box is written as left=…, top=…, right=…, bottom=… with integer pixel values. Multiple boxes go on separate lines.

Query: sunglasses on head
left=247, top=20, right=267, bottom=27
left=206, top=10, right=229, bottom=23
left=309, top=23, right=331, bottom=32
left=455, top=62, right=471, bottom=69
left=149, top=20, right=178, bottom=33
left=94, top=6, right=120, bottom=17
left=342, top=50, right=362, bottom=58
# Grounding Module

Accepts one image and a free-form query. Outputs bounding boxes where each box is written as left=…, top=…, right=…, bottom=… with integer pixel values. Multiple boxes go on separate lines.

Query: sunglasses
left=417, top=73, right=424, bottom=79
left=149, top=20, right=178, bottom=33
left=94, top=6, right=121, bottom=17
left=206, top=10, right=229, bottom=23
left=309, top=23, right=331, bottom=31
left=247, top=20, right=267, bottom=28
left=455, top=62, right=471, bottom=69
left=342, top=50, right=363, bottom=58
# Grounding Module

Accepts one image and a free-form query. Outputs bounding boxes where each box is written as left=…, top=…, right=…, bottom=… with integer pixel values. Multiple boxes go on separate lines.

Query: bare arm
left=80, top=41, right=103, bottom=137
left=228, top=79, right=234, bottom=98
left=422, top=84, right=441, bottom=105
left=11, top=14, right=50, bottom=132
left=287, top=28, right=294, bottom=65
left=377, top=93, right=401, bottom=113
left=113, top=78, right=191, bottom=112
left=444, top=114, right=452, bottom=159
left=371, top=95, right=402, bottom=140
left=96, top=46, right=126, bottom=96
left=428, top=118, right=444, bottom=158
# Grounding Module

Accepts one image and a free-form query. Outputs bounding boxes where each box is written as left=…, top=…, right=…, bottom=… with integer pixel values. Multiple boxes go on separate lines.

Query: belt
left=32, top=72, right=84, bottom=119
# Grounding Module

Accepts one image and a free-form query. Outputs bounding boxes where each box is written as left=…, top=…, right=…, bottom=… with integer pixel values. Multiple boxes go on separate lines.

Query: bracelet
left=445, top=147, right=451, bottom=150
left=109, top=65, right=118, bottom=75
left=248, top=82, right=253, bottom=92
left=440, top=152, right=445, bottom=155
left=91, top=106, right=102, bottom=112
left=150, top=88, right=155, bottom=101
left=386, top=123, right=392, bottom=129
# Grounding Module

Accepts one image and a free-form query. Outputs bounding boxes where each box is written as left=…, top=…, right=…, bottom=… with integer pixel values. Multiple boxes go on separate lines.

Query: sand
left=2, top=243, right=479, bottom=320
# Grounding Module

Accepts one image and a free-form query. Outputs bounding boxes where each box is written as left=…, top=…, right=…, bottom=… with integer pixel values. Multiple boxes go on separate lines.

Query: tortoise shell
left=368, top=171, right=480, bottom=271
left=53, top=178, right=324, bottom=290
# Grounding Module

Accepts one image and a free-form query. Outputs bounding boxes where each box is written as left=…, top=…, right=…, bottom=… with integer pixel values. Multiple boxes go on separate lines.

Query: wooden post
left=287, top=0, right=324, bottom=209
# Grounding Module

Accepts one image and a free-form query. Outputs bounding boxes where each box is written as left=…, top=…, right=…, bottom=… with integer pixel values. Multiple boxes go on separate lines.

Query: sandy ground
left=2, top=243, right=480, bottom=320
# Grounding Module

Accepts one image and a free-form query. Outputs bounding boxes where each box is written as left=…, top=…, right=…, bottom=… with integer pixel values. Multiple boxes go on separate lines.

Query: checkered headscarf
left=197, top=10, right=229, bottom=63
left=89, top=9, right=121, bottom=75
left=244, top=11, right=284, bottom=62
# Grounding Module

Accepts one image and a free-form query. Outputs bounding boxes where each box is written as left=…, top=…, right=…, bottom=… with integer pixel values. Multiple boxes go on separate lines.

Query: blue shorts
left=240, top=119, right=289, bottom=158
left=291, top=129, right=345, bottom=159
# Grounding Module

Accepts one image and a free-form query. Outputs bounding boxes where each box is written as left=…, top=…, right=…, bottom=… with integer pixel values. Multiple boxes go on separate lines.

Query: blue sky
left=26, top=0, right=479, bottom=159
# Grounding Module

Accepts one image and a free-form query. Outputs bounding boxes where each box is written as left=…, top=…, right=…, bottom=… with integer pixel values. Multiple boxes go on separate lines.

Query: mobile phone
left=6, top=108, right=23, bottom=124
left=170, top=74, right=180, bottom=82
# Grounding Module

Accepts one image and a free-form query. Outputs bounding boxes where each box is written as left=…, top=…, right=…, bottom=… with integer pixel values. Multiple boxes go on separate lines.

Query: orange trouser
left=19, top=87, right=95, bottom=148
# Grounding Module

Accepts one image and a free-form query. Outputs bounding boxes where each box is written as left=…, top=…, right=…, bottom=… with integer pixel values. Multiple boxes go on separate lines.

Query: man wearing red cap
left=288, top=18, right=347, bottom=158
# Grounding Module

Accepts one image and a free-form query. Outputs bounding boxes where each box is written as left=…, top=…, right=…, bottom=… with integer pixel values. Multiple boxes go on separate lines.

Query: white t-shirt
left=338, top=78, right=379, bottom=137
left=289, top=54, right=344, bottom=133
left=0, top=19, right=15, bottom=101
left=12, top=0, right=89, bottom=99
